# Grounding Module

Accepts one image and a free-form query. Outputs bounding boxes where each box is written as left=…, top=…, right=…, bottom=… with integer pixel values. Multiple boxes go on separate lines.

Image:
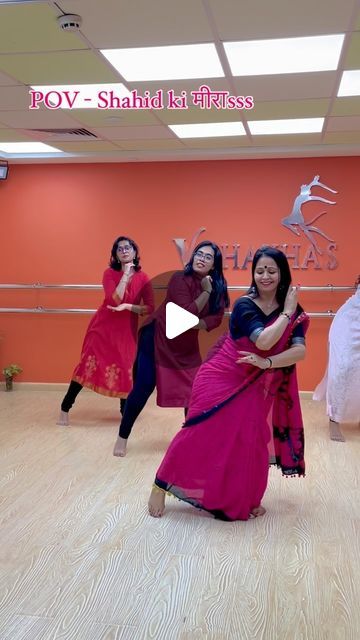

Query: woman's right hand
left=201, top=275, right=212, bottom=293
left=123, top=262, right=134, bottom=276
left=122, top=262, right=135, bottom=284
left=284, top=285, right=298, bottom=316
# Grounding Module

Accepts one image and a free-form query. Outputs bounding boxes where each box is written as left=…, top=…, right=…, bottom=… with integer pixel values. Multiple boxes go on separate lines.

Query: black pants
left=61, top=379, right=127, bottom=415
left=119, top=323, right=156, bottom=439
left=118, top=322, right=188, bottom=439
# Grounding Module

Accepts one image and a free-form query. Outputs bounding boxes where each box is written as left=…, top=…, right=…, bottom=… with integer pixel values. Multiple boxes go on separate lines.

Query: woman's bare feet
left=250, top=505, right=266, bottom=518
left=113, top=436, right=127, bottom=457
left=329, top=419, right=345, bottom=442
left=148, top=486, right=166, bottom=517
left=56, top=410, right=69, bottom=426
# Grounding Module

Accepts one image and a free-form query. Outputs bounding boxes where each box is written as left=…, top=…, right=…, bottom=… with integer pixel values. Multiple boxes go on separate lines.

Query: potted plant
left=2, top=364, right=22, bottom=391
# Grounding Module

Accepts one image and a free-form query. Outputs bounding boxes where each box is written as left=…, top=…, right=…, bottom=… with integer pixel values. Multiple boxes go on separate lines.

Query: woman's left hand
left=236, top=350, right=269, bottom=369
left=107, top=303, right=130, bottom=312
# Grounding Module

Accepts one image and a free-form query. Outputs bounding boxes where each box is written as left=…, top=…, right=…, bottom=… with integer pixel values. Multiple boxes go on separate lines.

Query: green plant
left=2, top=364, right=22, bottom=379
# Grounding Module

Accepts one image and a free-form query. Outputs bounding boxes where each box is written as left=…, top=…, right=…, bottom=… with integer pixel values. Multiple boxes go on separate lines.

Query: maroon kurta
left=154, top=271, right=225, bottom=407
left=73, top=268, right=154, bottom=398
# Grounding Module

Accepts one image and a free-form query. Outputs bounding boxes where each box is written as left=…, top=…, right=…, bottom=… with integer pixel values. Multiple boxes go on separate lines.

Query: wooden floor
left=0, top=388, right=359, bottom=640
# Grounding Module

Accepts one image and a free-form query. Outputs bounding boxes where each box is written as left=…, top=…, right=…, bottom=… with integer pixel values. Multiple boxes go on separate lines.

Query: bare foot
left=148, top=487, right=165, bottom=517
left=113, top=436, right=127, bottom=457
left=56, top=410, right=69, bottom=426
left=250, top=505, right=266, bottom=518
left=329, top=419, right=345, bottom=442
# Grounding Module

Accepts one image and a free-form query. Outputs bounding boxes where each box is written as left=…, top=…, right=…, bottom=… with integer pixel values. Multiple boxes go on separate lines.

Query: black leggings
left=119, top=323, right=156, bottom=439
left=61, top=380, right=127, bottom=415
left=118, top=322, right=188, bottom=439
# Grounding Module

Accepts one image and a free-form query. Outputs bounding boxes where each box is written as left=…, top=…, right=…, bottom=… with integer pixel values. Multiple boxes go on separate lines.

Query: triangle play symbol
left=165, top=302, right=199, bottom=339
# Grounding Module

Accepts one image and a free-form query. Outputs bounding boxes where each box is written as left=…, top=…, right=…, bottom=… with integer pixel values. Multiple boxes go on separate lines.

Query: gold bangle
left=152, top=483, right=166, bottom=494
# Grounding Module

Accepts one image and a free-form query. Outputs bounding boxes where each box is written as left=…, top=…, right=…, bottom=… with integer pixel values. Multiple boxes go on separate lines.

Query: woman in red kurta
left=112, top=241, right=229, bottom=456
left=57, top=237, right=154, bottom=426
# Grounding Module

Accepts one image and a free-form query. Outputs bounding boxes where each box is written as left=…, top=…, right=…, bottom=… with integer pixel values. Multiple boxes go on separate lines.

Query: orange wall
left=0, top=157, right=358, bottom=390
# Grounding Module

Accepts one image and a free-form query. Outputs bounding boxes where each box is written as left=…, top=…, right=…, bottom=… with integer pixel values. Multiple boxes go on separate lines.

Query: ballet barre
left=0, top=307, right=339, bottom=318
left=0, top=282, right=355, bottom=318
left=0, top=283, right=355, bottom=291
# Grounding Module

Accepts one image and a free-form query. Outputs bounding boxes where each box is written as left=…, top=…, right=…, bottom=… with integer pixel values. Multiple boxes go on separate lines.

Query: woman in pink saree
left=148, top=247, right=309, bottom=521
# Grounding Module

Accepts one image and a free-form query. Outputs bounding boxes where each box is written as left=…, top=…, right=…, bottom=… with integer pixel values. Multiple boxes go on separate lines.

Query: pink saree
left=155, top=309, right=309, bottom=521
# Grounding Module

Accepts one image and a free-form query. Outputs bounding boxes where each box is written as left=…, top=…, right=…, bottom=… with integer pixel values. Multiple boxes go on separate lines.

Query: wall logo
left=173, top=175, right=339, bottom=271
left=281, top=175, right=337, bottom=256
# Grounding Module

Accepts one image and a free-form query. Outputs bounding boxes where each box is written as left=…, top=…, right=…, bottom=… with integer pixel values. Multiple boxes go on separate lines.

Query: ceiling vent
left=28, top=128, right=98, bottom=139
left=57, top=14, right=82, bottom=32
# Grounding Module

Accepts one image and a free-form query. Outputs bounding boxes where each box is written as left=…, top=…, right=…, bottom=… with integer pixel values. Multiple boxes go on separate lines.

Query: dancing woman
left=112, top=241, right=229, bottom=456
left=57, top=236, right=154, bottom=425
left=148, top=246, right=309, bottom=521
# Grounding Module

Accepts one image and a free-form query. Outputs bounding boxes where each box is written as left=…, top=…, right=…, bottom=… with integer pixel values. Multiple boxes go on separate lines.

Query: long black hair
left=247, top=246, right=291, bottom=310
left=109, top=236, right=141, bottom=272
left=184, top=240, right=229, bottom=313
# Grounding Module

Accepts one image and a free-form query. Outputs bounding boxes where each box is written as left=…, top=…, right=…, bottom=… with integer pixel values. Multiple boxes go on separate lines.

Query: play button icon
left=165, top=302, right=199, bottom=339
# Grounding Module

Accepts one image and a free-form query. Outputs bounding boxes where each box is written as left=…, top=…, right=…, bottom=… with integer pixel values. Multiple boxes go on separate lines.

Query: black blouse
left=230, top=297, right=305, bottom=344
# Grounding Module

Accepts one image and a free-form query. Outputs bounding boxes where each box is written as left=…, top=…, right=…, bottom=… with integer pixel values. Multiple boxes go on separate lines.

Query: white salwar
left=313, top=287, right=360, bottom=423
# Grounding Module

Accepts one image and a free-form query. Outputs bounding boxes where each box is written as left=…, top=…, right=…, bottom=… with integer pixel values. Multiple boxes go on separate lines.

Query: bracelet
left=203, top=290, right=211, bottom=295
left=266, top=357, right=273, bottom=369
left=280, top=311, right=291, bottom=321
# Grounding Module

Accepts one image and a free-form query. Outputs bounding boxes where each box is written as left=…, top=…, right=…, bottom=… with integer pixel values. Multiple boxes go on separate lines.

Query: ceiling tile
left=93, top=125, right=174, bottom=140
left=250, top=133, right=323, bottom=146
left=156, top=106, right=244, bottom=125
left=0, top=4, right=87, bottom=54
left=69, top=108, right=161, bottom=127
left=247, top=99, right=329, bottom=120
left=208, top=0, right=355, bottom=39
left=60, top=0, right=212, bottom=47
left=0, top=108, right=84, bottom=129
left=182, top=137, right=250, bottom=148
left=342, top=32, right=360, bottom=69
left=51, top=141, right=120, bottom=152
left=0, top=51, right=120, bottom=84
left=115, top=138, right=184, bottom=150
left=331, top=97, right=360, bottom=115
left=0, top=128, right=34, bottom=142
left=0, top=70, right=23, bottom=87
left=323, top=131, right=360, bottom=143
left=327, top=115, right=360, bottom=131
left=233, top=72, right=337, bottom=102
left=0, top=86, right=34, bottom=110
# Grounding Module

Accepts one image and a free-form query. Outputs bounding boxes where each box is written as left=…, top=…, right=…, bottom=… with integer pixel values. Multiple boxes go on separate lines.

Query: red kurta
left=154, top=271, right=225, bottom=407
left=73, top=268, right=154, bottom=398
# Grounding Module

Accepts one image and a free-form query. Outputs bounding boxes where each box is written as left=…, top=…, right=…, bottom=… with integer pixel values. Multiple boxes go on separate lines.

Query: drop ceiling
left=0, top=0, right=359, bottom=163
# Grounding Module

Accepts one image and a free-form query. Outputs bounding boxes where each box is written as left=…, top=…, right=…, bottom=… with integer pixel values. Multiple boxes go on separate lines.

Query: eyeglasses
left=117, top=245, right=133, bottom=254
left=194, top=250, right=214, bottom=263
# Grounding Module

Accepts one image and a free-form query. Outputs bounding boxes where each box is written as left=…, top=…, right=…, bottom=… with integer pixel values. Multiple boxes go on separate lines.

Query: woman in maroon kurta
left=112, top=241, right=229, bottom=457
left=154, top=270, right=226, bottom=407
left=57, top=237, right=154, bottom=426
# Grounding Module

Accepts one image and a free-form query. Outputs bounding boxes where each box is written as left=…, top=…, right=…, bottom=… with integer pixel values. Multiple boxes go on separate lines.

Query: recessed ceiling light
left=224, top=34, right=344, bottom=76
left=248, top=118, right=324, bottom=135
left=337, top=70, right=360, bottom=96
left=30, top=84, right=131, bottom=109
left=0, top=142, right=62, bottom=153
left=168, top=122, right=246, bottom=138
left=101, top=44, right=224, bottom=81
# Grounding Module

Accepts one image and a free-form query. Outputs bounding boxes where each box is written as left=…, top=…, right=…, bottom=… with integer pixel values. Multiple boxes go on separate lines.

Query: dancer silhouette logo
left=165, top=302, right=199, bottom=339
